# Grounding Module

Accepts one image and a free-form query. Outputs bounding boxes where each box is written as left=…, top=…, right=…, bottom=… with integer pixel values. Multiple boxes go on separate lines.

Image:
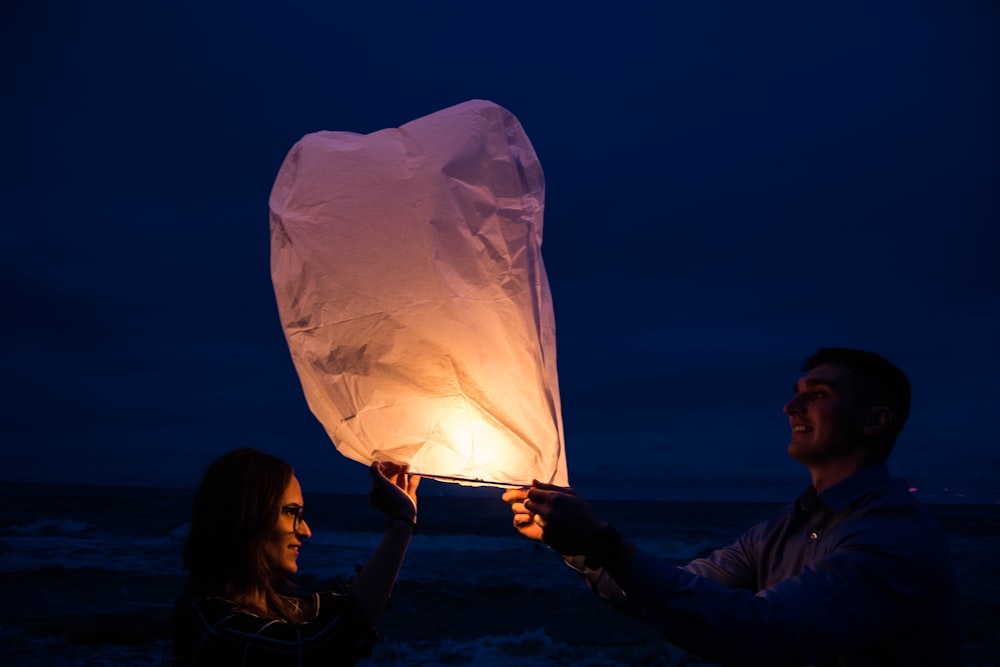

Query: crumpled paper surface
left=269, top=100, right=567, bottom=487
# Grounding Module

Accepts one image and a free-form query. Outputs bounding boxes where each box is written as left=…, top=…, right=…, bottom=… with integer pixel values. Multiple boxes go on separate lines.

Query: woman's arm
left=348, top=462, right=419, bottom=624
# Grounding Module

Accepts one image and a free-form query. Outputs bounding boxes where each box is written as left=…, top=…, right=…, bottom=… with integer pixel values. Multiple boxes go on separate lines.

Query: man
left=503, top=348, right=961, bottom=666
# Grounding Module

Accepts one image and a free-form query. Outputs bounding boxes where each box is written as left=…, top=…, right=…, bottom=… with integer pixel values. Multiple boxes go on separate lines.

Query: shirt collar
left=797, top=463, right=891, bottom=515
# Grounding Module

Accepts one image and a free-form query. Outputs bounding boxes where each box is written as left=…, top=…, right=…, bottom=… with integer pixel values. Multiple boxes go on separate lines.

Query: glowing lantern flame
left=269, top=100, right=568, bottom=488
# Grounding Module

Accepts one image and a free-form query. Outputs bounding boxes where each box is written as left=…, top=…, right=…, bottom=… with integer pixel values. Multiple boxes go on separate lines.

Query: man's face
left=783, top=363, right=869, bottom=465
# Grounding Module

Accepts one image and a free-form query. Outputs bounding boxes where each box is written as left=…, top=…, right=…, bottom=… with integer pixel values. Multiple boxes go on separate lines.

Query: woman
left=171, top=448, right=419, bottom=666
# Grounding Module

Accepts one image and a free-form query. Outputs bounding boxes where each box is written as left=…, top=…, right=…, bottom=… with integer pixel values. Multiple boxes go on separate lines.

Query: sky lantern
left=269, top=100, right=568, bottom=488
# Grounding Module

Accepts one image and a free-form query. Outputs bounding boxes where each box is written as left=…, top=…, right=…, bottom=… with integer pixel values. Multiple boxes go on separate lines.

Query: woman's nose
left=297, top=519, right=312, bottom=539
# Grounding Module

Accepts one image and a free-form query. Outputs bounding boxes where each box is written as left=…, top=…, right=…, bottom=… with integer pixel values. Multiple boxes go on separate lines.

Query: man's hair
left=802, top=347, right=911, bottom=452
left=182, top=448, right=304, bottom=621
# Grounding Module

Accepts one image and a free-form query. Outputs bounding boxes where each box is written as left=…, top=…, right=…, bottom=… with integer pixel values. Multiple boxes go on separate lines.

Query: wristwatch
left=584, top=524, right=622, bottom=570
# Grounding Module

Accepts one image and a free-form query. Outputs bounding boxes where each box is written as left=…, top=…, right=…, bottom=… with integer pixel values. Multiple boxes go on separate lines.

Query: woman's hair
left=182, top=448, right=304, bottom=621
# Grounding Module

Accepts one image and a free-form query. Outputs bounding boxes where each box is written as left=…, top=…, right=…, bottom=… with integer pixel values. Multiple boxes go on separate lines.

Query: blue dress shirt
left=570, top=464, right=962, bottom=666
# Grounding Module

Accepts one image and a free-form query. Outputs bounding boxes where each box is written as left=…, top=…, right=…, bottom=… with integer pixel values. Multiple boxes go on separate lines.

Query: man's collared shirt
left=573, top=464, right=962, bottom=666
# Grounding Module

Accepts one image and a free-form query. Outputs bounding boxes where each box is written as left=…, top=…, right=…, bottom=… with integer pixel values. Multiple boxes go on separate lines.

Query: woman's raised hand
left=369, top=461, right=419, bottom=522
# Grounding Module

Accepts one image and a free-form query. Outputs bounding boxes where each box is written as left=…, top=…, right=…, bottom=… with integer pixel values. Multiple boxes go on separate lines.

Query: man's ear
left=864, top=407, right=892, bottom=436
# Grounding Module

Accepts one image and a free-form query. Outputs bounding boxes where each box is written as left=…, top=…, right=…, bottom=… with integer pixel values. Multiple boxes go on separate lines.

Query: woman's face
left=265, top=474, right=311, bottom=576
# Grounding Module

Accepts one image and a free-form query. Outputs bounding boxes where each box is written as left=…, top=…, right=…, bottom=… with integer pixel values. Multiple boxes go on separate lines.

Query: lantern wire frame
left=410, top=472, right=527, bottom=488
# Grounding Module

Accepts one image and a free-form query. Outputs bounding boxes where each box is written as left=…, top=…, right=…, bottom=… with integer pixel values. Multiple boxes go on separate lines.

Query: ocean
left=1, top=482, right=997, bottom=666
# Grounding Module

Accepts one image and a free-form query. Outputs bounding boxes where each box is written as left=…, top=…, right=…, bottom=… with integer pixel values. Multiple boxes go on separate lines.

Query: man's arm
left=506, top=483, right=956, bottom=666
left=593, top=524, right=955, bottom=665
left=564, top=529, right=760, bottom=616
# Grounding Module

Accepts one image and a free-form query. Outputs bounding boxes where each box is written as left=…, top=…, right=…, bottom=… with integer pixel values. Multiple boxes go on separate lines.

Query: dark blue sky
left=2, top=2, right=998, bottom=502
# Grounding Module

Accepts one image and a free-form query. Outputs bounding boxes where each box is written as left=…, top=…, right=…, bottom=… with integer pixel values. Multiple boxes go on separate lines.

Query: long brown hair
left=181, top=448, right=306, bottom=622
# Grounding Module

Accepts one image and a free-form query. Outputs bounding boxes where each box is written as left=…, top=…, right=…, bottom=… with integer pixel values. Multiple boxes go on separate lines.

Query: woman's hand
left=369, top=461, right=419, bottom=522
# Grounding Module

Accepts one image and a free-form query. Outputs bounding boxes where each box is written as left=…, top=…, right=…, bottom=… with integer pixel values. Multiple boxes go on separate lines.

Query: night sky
left=2, top=2, right=998, bottom=502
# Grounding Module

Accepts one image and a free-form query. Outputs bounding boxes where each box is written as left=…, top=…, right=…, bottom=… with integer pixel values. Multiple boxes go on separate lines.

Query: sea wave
left=0, top=532, right=184, bottom=574
left=0, top=627, right=706, bottom=667
left=370, top=627, right=701, bottom=666
left=2, top=519, right=92, bottom=535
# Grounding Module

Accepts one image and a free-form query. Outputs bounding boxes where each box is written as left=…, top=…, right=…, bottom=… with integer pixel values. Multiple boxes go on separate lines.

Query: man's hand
left=501, top=486, right=543, bottom=541
left=503, top=481, right=608, bottom=556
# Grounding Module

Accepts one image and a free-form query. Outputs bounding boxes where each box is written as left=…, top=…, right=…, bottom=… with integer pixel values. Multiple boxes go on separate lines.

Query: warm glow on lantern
left=405, top=408, right=539, bottom=487
left=270, top=100, right=568, bottom=489
left=349, top=390, right=559, bottom=487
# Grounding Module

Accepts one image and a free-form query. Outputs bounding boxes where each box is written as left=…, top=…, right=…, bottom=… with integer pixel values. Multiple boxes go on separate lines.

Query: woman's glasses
left=281, top=504, right=306, bottom=531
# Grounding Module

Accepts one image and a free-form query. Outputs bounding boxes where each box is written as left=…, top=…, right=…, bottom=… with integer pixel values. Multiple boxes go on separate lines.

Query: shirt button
left=809, top=531, right=820, bottom=540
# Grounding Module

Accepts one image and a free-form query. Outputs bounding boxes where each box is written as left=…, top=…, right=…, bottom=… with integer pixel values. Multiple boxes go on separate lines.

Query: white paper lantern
left=270, top=100, right=567, bottom=487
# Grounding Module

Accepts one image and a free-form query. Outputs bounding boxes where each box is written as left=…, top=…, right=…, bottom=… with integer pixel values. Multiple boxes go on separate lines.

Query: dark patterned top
left=171, top=590, right=377, bottom=666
